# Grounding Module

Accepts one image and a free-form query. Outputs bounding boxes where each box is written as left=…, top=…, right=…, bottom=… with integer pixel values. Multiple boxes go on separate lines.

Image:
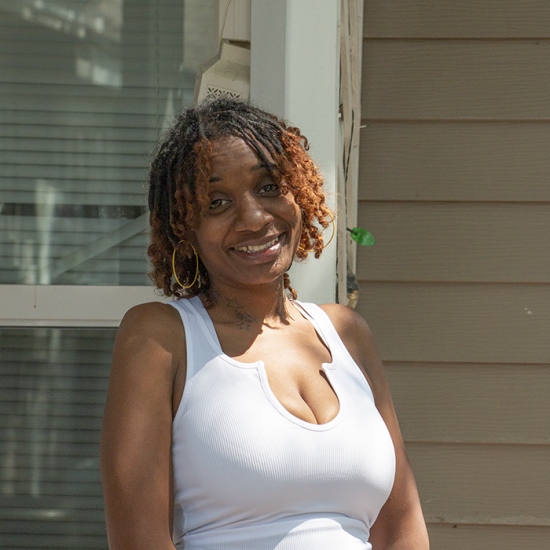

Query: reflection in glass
left=0, top=0, right=219, bottom=285
left=0, top=327, right=115, bottom=550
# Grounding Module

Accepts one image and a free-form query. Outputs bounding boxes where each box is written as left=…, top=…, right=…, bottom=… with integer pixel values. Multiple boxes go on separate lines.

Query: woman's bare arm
left=100, top=302, right=185, bottom=550
left=321, top=304, right=430, bottom=550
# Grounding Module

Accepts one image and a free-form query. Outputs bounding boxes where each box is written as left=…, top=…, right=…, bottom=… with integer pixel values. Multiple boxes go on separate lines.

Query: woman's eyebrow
left=208, top=163, right=275, bottom=183
left=251, top=163, right=269, bottom=171
left=253, top=162, right=278, bottom=172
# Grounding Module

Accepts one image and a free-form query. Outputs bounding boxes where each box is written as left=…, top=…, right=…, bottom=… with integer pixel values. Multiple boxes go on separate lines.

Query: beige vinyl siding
left=359, top=1, right=550, bottom=548
left=359, top=122, right=550, bottom=201
left=385, top=363, right=550, bottom=445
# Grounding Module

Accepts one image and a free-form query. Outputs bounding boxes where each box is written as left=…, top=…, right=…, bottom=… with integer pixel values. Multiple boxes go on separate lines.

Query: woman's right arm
left=100, top=302, right=186, bottom=550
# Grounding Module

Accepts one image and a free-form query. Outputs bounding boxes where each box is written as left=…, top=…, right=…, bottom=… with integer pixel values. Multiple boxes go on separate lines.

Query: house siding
left=358, top=1, right=550, bottom=547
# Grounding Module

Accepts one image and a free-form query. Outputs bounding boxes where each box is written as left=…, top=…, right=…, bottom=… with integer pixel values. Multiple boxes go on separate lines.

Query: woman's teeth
left=234, top=236, right=279, bottom=253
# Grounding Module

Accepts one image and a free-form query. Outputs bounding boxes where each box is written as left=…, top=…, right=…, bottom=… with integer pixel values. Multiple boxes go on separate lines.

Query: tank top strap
left=167, top=296, right=220, bottom=379
left=292, top=300, right=348, bottom=357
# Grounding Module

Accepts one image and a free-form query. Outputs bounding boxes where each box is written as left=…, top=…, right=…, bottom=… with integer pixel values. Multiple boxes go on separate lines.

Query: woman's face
left=189, top=137, right=302, bottom=292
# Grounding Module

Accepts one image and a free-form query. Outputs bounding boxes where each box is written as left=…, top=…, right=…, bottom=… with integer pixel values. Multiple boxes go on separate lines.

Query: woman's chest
left=214, top=320, right=338, bottom=424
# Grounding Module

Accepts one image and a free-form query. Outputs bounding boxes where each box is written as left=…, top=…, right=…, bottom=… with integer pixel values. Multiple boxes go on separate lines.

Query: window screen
left=0, top=0, right=218, bottom=286
left=0, top=327, right=115, bottom=550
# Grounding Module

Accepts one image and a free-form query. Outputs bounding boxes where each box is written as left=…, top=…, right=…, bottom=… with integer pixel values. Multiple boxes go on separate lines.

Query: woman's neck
left=204, top=276, right=292, bottom=330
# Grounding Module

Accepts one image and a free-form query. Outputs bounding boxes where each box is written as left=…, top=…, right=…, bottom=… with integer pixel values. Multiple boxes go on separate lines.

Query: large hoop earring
left=298, top=211, right=336, bottom=252
left=172, top=241, right=199, bottom=289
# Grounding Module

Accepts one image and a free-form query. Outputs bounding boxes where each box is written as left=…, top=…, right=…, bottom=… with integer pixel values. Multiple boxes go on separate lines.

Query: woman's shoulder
left=121, top=299, right=181, bottom=325
left=116, top=300, right=186, bottom=355
left=317, top=303, right=373, bottom=342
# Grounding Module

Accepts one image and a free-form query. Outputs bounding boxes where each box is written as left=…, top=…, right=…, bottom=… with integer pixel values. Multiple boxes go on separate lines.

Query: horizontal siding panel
left=362, top=40, right=550, bottom=119
left=408, top=443, right=550, bottom=526
left=356, top=202, right=550, bottom=283
left=358, top=122, right=550, bottom=201
left=427, top=523, right=550, bottom=550
left=356, top=282, right=550, bottom=363
left=386, top=363, right=550, bottom=444
left=364, top=0, right=550, bottom=38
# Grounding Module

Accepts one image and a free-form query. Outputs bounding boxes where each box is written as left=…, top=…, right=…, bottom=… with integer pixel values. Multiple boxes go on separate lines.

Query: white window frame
left=0, top=0, right=341, bottom=329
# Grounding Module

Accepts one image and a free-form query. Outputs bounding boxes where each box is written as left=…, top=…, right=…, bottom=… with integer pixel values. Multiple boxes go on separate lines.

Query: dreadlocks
left=147, top=97, right=331, bottom=300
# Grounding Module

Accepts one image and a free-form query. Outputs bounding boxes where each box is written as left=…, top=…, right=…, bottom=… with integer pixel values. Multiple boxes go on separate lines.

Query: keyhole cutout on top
left=258, top=316, right=340, bottom=426
left=208, top=302, right=340, bottom=426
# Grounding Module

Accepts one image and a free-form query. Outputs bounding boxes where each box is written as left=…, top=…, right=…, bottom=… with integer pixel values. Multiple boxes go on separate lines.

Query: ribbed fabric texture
left=168, top=297, right=396, bottom=550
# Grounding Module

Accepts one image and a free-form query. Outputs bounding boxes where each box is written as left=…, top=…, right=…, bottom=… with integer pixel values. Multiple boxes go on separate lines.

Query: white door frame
left=250, top=0, right=340, bottom=305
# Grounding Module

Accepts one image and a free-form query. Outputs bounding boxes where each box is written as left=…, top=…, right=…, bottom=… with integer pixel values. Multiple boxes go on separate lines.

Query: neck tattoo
left=225, top=297, right=258, bottom=331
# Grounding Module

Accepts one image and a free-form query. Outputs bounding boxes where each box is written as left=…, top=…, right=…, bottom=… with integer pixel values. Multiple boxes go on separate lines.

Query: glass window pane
left=0, top=0, right=218, bottom=285
left=0, top=327, right=115, bottom=550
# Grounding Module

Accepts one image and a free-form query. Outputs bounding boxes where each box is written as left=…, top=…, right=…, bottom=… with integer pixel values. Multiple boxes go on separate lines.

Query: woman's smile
left=232, top=234, right=281, bottom=254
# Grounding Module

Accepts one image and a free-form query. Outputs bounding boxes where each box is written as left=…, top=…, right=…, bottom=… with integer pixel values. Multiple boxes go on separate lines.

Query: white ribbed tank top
left=168, top=296, right=395, bottom=550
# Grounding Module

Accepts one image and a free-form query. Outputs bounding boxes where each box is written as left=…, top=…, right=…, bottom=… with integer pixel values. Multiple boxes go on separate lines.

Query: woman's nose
left=234, top=194, right=273, bottom=232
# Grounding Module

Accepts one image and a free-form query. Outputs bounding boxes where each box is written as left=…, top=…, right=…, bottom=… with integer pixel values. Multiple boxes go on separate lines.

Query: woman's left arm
left=321, top=304, right=430, bottom=550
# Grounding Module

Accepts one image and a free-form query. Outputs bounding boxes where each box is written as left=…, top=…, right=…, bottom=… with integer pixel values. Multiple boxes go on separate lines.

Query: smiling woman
left=100, top=98, right=429, bottom=550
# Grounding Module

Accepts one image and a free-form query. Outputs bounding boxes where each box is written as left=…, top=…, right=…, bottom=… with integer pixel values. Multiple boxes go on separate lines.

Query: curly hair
left=147, top=97, right=331, bottom=300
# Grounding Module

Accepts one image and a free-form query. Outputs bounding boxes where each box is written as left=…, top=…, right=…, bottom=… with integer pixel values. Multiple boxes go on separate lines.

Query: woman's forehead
left=208, top=137, right=276, bottom=172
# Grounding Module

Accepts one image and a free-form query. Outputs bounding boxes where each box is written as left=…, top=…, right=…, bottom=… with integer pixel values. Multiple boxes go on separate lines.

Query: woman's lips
left=233, top=235, right=280, bottom=253
left=230, top=234, right=283, bottom=261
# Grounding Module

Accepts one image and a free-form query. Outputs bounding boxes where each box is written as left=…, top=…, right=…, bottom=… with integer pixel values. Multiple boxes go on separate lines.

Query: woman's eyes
left=208, top=181, right=280, bottom=210
left=209, top=198, right=230, bottom=210
left=259, top=181, right=280, bottom=195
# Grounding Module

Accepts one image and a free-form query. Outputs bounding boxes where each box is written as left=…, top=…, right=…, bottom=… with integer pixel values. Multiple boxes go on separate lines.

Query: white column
left=250, top=0, right=340, bottom=305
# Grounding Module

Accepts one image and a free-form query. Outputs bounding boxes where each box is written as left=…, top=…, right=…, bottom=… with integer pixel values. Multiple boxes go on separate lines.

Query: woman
left=100, top=98, right=429, bottom=550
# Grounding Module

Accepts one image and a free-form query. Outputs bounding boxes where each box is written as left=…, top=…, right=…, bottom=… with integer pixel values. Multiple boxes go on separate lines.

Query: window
left=0, top=1, right=218, bottom=547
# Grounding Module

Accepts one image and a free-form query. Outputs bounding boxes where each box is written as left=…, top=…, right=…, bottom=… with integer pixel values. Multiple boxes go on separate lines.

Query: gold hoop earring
left=298, top=211, right=336, bottom=252
left=172, top=241, right=199, bottom=289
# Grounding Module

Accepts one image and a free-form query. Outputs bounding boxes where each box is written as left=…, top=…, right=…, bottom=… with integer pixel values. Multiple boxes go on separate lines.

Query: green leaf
left=350, top=227, right=375, bottom=246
